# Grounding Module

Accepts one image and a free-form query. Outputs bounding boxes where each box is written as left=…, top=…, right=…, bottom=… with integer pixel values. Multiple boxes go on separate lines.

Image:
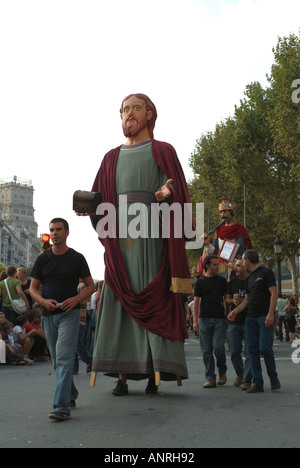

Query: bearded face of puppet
left=122, top=112, right=149, bottom=138
left=121, top=95, right=154, bottom=138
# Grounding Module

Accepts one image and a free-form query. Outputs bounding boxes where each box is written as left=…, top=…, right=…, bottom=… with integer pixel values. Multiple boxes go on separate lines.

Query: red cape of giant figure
left=92, top=140, right=194, bottom=341
left=216, top=222, right=253, bottom=250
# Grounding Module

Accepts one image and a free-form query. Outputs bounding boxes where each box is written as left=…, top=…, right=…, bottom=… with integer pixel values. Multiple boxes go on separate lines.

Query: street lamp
left=274, top=235, right=283, bottom=295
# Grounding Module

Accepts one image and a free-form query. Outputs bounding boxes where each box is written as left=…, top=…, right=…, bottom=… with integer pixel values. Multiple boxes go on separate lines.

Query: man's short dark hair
left=203, top=255, right=219, bottom=272
left=50, top=218, right=69, bottom=231
left=243, top=249, right=260, bottom=264
left=6, top=265, right=17, bottom=276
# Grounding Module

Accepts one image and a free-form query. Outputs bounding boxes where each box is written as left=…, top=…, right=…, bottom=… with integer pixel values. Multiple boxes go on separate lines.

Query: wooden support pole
left=177, top=375, right=182, bottom=387
left=90, top=371, right=97, bottom=387
left=155, top=371, right=161, bottom=387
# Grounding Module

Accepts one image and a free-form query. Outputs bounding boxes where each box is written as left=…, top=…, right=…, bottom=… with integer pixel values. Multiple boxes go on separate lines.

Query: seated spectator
left=12, top=314, right=36, bottom=365
left=26, top=310, right=48, bottom=361
left=0, top=312, right=8, bottom=334
left=2, top=322, right=26, bottom=365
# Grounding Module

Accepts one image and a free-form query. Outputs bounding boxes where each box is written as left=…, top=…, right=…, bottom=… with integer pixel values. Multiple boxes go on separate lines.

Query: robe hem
left=92, top=359, right=188, bottom=381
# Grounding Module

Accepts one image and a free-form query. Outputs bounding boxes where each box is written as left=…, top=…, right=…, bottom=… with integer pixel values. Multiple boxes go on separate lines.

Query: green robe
left=92, top=141, right=188, bottom=381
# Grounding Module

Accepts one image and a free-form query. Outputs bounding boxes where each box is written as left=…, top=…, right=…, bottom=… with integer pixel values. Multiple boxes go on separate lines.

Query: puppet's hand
left=155, top=179, right=173, bottom=202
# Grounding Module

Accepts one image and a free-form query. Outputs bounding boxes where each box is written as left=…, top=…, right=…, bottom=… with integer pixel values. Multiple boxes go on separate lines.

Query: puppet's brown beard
left=122, top=115, right=148, bottom=137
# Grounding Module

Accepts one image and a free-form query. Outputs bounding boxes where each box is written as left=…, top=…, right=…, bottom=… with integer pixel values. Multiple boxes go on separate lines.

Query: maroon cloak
left=92, top=140, right=194, bottom=341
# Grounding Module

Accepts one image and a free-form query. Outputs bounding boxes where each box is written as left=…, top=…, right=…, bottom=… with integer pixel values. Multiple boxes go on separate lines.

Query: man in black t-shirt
left=228, top=250, right=281, bottom=393
left=30, top=218, right=95, bottom=421
left=193, top=255, right=227, bottom=388
left=226, top=259, right=252, bottom=389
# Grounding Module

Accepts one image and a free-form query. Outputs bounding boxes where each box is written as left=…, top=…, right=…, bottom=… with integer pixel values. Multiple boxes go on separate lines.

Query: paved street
left=1, top=332, right=300, bottom=449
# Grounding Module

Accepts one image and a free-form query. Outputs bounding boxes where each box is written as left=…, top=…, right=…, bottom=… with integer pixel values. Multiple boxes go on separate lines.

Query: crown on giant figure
left=219, top=197, right=237, bottom=211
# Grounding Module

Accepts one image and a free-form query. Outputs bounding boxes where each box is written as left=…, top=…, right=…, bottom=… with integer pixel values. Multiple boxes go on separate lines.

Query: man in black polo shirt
left=30, top=218, right=95, bottom=420
left=228, top=250, right=281, bottom=393
left=193, top=255, right=227, bottom=388
left=226, top=259, right=252, bottom=390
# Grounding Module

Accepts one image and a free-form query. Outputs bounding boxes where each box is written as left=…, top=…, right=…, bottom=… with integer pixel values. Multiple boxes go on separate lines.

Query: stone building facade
left=0, top=177, right=40, bottom=270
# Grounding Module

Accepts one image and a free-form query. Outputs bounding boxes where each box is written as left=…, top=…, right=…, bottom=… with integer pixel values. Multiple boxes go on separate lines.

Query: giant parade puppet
left=197, top=197, right=253, bottom=279
left=76, top=93, right=194, bottom=396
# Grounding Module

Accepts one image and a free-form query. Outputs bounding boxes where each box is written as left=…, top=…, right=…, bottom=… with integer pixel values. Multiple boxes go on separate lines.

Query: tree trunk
left=287, top=253, right=299, bottom=295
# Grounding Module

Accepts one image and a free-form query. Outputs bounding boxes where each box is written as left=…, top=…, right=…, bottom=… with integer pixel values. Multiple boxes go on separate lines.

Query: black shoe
left=112, top=379, right=129, bottom=396
left=271, top=379, right=281, bottom=391
left=68, top=400, right=76, bottom=410
left=145, top=378, right=158, bottom=394
left=246, top=384, right=264, bottom=394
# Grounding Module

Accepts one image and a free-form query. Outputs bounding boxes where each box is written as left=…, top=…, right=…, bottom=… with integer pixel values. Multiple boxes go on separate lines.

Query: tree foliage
left=189, top=33, right=300, bottom=293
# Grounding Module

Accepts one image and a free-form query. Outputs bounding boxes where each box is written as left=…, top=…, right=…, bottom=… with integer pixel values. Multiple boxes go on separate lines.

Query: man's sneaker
left=145, top=378, right=158, bottom=394
left=271, top=379, right=281, bottom=391
left=246, top=385, right=264, bottom=394
left=112, top=379, right=129, bottom=396
left=203, top=379, right=217, bottom=389
left=217, top=373, right=227, bottom=386
left=48, top=412, right=71, bottom=421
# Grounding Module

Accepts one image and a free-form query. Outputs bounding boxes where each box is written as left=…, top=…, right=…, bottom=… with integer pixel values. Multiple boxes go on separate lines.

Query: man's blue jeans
left=245, top=316, right=278, bottom=388
left=74, top=324, right=93, bottom=373
left=199, top=318, right=227, bottom=381
left=227, top=324, right=252, bottom=383
left=42, top=309, right=80, bottom=415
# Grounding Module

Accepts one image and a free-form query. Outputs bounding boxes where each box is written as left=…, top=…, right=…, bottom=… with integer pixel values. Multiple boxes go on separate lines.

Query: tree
left=189, top=34, right=300, bottom=293
left=267, top=34, right=300, bottom=184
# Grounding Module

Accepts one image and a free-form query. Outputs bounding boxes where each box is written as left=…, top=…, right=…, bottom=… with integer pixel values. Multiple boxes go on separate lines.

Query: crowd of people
left=1, top=260, right=299, bottom=379
left=184, top=251, right=300, bottom=393
left=0, top=265, right=103, bottom=369
left=185, top=284, right=300, bottom=344
left=275, top=293, right=300, bottom=343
